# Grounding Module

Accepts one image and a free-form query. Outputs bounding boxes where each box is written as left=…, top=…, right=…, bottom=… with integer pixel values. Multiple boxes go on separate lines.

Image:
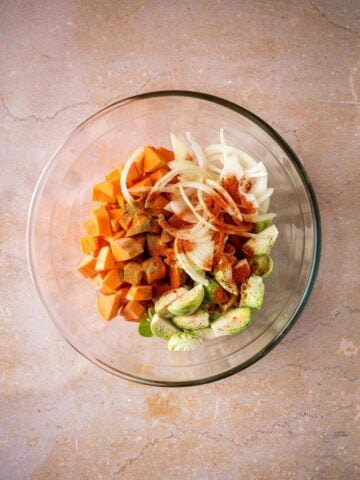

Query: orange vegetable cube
left=95, top=246, right=116, bottom=271
left=92, top=181, right=117, bottom=203
left=126, top=286, right=152, bottom=301
left=77, top=255, right=97, bottom=278
left=143, top=146, right=168, bottom=173
left=119, top=213, right=133, bottom=231
left=105, top=167, right=121, bottom=182
left=83, top=218, right=97, bottom=236
left=142, top=257, right=167, bottom=283
left=102, top=268, right=124, bottom=292
left=104, top=230, right=126, bottom=242
left=157, top=147, right=174, bottom=162
left=126, top=163, right=142, bottom=186
left=121, top=301, right=146, bottom=322
left=96, top=291, right=123, bottom=321
left=80, top=235, right=99, bottom=255
left=125, top=214, right=153, bottom=237
left=88, top=273, right=104, bottom=290
left=169, top=265, right=185, bottom=288
left=149, top=167, right=169, bottom=183
left=110, top=238, right=144, bottom=262
left=110, top=218, right=120, bottom=233
left=134, top=152, right=144, bottom=176
left=92, top=206, right=112, bottom=237
left=123, top=262, right=143, bottom=285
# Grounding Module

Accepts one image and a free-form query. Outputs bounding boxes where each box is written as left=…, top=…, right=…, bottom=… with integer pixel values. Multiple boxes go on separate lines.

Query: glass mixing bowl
left=27, top=91, right=321, bottom=386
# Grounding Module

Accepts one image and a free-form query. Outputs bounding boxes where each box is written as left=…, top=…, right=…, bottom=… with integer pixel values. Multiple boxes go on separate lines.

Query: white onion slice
left=120, top=146, right=145, bottom=204
left=174, top=239, right=209, bottom=285
left=256, top=188, right=274, bottom=205
left=179, top=185, right=216, bottom=231
left=243, top=212, right=276, bottom=222
left=185, top=132, right=206, bottom=168
left=170, top=133, right=188, bottom=161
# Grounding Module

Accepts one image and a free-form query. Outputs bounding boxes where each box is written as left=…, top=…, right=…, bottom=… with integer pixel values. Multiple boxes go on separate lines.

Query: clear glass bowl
left=27, top=91, right=321, bottom=386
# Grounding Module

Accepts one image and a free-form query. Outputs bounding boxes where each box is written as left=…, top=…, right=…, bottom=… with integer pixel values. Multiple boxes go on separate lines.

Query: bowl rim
left=27, top=89, right=322, bottom=387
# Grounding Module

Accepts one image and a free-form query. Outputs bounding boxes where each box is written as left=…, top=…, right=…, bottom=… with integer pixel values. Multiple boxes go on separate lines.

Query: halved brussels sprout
left=255, top=219, right=272, bottom=233
left=138, top=319, right=153, bottom=337
left=154, top=287, right=187, bottom=318
left=173, top=310, right=209, bottom=330
left=240, top=275, right=265, bottom=310
left=150, top=314, right=180, bottom=340
left=243, top=225, right=278, bottom=257
left=167, top=284, right=204, bottom=316
left=214, top=265, right=238, bottom=295
left=251, top=256, right=273, bottom=278
left=211, top=307, right=252, bottom=336
left=167, top=332, right=202, bottom=351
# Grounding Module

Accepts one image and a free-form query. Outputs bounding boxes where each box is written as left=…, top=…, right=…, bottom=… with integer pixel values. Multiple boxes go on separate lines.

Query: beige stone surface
left=1, top=0, right=359, bottom=478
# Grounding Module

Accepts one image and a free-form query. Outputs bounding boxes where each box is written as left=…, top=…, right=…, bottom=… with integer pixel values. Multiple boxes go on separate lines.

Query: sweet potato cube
left=83, top=218, right=97, bottom=236
left=88, top=273, right=104, bottom=290
left=105, top=168, right=121, bottom=182
left=125, top=214, right=153, bottom=237
left=123, top=262, right=143, bottom=285
left=119, top=213, right=133, bottom=231
left=92, top=181, right=118, bottom=203
left=149, top=167, right=170, bottom=184
left=96, top=291, right=123, bottom=321
left=92, top=206, right=112, bottom=237
left=104, top=230, right=126, bottom=242
left=110, top=238, right=144, bottom=261
left=80, top=235, right=99, bottom=255
left=121, top=301, right=146, bottom=322
left=126, top=162, right=142, bottom=186
left=77, top=255, right=97, bottom=278
left=142, top=257, right=167, bottom=283
left=110, top=218, right=120, bottom=233
left=169, top=265, right=185, bottom=289
left=146, top=234, right=166, bottom=256
left=102, top=268, right=124, bottom=292
left=157, top=147, right=174, bottom=162
left=126, top=286, right=152, bottom=301
left=109, top=208, right=125, bottom=221
left=134, top=152, right=144, bottom=176
left=160, top=229, right=173, bottom=243
left=95, top=246, right=116, bottom=271
left=143, top=146, right=168, bottom=173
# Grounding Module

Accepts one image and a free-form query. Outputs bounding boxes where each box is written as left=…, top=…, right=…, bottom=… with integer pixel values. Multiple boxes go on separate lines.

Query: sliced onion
left=206, top=179, right=243, bottom=222
left=120, top=146, right=144, bottom=203
left=185, top=132, right=206, bottom=168
left=243, top=212, right=276, bottom=222
left=170, top=133, right=188, bottom=161
left=256, top=188, right=274, bottom=205
left=174, top=239, right=209, bottom=285
left=158, top=215, right=210, bottom=240
left=258, top=196, right=271, bottom=214
left=179, top=185, right=217, bottom=231
left=187, top=235, right=214, bottom=272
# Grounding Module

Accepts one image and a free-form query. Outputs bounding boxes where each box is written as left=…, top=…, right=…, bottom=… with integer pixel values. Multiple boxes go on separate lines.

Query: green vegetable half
left=211, top=307, right=252, bottom=336
left=240, top=275, right=265, bottom=310
left=167, top=284, right=204, bottom=316
left=168, top=333, right=202, bottom=351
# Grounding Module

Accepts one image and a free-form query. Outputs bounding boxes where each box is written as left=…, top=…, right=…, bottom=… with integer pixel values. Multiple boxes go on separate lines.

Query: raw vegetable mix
left=77, top=130, right=278, bottom=351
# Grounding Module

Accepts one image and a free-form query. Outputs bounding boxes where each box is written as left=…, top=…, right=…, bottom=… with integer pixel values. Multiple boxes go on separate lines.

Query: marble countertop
left=1, top=1, right=359, bottom=478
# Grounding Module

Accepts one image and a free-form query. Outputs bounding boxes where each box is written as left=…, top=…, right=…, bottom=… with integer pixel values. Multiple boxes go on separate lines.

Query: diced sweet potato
left=80, top=235, right=99, bottom=255
left=126, top=286, right=152, bottom=301
left=83, top=218, right=97, bottom=236
left=110, top=238, right=144, bottom=261
left=146, top=234, right=166, bottom=256
left=134, top=152, right=144, bottom=176
left=95, top=246, right=116, bottom=271
left=142, top=257, right=167, bottom=283
left=92, top=181, right=118, bottom=203
left=117, top=286, right=130, bottom=305
left=126, top=163, right=142, bottom=186
left=143, top=146, right=168, bottom=173
left=105, top=168, right=121, bottom=182
left=102, top=268, right=124, bottom=292
left=157, top=147, right=174, bottom=162
left=92, top=206, right=112, bottom=237
left=88, top=273, right=104, bottom=290
left=77, top=255, right=97, bottom=278
left=110, top=218, right=120, bottom=233
left=160, top=229, right=173, bottom=243
left=135, top=234, right=146, bottom=248
left=149, top=167, right=170, bottom=184
left=149, top=220, right=162, bottom=234
left=169, top=265, right=185, bottom=289
left=119, top=213, right=133, bottom=231
left=125, top=214, right=153, bottom=237
left=104, top=230, right=126, bottom=242
left=123, top=262, right=143, bottom=284
left=121, top=301, right=146, bottom=322
left=109, top=208, right=125, bottom=221
left=149, top=193, right=169, bottom=212
left=130, top=177, right=153, bottom=198
left=96, top=291, right=123, bottom=321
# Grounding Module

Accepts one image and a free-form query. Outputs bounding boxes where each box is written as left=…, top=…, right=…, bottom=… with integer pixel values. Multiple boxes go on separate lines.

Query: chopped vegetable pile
left=77, top=130, right=278, bottom=351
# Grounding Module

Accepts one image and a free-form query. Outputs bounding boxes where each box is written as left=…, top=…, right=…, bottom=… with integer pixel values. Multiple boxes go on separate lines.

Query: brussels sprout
left=147, top=306, right=156, bottom=320
left=240, top=275, right=265, bottom=310
left=204, top=279, right=229, bottom=304
left=138, top=319, right=153, bottom=337
left=193, top=327, right=217, bottom=341
left=214, top=266, right=238, bottom=295
left=167, top=333, right=202, bottom=351
left=167, top=284, right=204, bottom=316
left=243, top=225, right=278, bottom=257
left=251, top=256, right=273, bottom=278
left=150, top=314, right=180, bottom=340
left=154, top=287, right=187, bottom=318
left=173, top=310, right=209, bottom=330
left=211, top=307, right=252, bottom=336
left=255, top=219, right=272, bottom=233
